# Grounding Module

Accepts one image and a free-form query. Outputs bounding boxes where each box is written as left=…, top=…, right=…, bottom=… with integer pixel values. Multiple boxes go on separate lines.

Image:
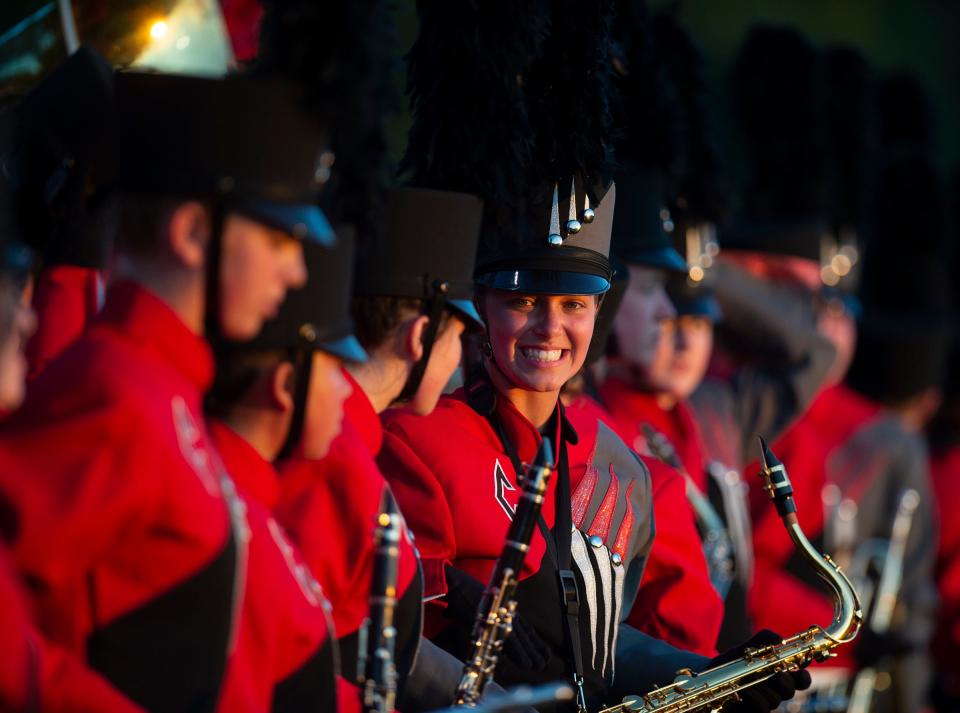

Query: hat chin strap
left=203, top=204, right=226, bottom=340
left=397, top=293, right=448, bottom=404
left=277, top=348, right=314, bottom=461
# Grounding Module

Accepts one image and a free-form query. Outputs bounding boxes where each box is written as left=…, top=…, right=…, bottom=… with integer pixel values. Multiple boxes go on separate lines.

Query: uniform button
left=588, top=534, right=604, bottom=549
left=611, top=552, right=623, bottom=566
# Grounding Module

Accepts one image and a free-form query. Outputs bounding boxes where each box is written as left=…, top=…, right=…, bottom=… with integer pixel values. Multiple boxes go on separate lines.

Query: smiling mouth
left=519, top=347, right=566, bottom=364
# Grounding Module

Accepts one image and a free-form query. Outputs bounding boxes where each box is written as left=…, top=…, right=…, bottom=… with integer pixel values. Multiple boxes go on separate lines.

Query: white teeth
left=521, top=348, right=563, bottom=362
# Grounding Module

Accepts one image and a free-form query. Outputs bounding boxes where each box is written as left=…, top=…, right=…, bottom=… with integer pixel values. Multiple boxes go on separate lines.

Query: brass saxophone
left=454, top=438, right=555, bottom=706
left=599, top=438, right=862, bottom=713
left=641, top=423, right=735, bottom=598
left=357, top=491, right=402, bottom=713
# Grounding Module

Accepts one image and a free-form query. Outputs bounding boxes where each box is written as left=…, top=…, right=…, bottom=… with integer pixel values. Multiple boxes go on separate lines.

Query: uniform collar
left=342, top=368, right=382, bottom=456
left=208, top=419, right=280, bottom=511
left=98, top=280, right=213, bottom=392
left=465, top=368, right=578, bottom=466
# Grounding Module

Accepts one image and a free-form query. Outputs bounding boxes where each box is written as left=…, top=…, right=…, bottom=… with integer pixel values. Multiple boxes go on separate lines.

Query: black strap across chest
left=467, top=376, right=588, bottom=705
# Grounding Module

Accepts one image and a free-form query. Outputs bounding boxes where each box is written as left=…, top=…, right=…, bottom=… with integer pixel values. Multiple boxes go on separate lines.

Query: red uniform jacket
left=211, top=422, right=337, bottom=713
left=592, top=381, right=723, bottom=655
left=378, top=383, right=664, bottom=699
left=0, top=281, right=238, bottom=712
left=0, top=544, right=145, bottom=713
left=275, top=372, right=420, bottom=706
left=932, top=445, right=960, bottom=695
left=26, top=266, right=104, bottom=380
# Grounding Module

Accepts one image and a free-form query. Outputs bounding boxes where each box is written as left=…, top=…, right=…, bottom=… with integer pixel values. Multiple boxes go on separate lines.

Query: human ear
left=168, top=202, right=210, bottom=269
left=271, top=360, right=296, bottom=414
left=404, top=314, right=430, bottom=363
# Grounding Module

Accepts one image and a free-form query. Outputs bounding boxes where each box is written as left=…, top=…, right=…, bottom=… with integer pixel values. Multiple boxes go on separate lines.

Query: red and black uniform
left=0, top=281, right=239, bottom=712
left=210, top=422, right=337, bottom=713
left=595, top=379, right=724, bottom=655
left=379, top=374, right=706, bottom=709
left=275, top=371, right=421, bottom=708
left=0, top=543, right=143, bottom=713
left=565, top=392, right=720, bottom=656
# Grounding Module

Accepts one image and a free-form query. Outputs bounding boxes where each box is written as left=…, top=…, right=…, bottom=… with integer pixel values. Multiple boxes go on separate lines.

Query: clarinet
left=357, top=491, right=402, bottom=713
left=454, top=438, right=555, bottom=706
left=642, top=423, right=735, bottom=598
left=599, top=438, right=862, bottom=713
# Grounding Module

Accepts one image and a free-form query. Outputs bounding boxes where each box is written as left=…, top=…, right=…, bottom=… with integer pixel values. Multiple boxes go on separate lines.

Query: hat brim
left=626, top=246, right=687, bottom=273
left=476, top=269, right=610, bottom=296
left=318, top=334, right=367, bottom=363
left=238, top=202, right=335, bottom=246
left=675, top=293, right=723, bottom=323
left=447, top=298, right=484, bottom=330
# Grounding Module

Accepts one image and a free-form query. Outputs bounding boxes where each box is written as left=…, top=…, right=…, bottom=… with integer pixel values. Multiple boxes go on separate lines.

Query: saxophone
left=641, top=423, right=735, bottom=598
left=454, top=438, right=555, bottom=706
left=599, top=438, right=862, bottom=713
left=357, top=491, right=402, bottom=713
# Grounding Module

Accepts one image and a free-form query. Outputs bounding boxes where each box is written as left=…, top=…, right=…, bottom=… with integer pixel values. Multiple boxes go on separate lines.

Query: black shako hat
left=402, top=0, right=617, bottom=298
left=10, top=46, right=115, bottom=263
left=113, top=70, right=334, bottom=246
left=720, top=24, right=828, bottom=260
left=354, top=187, right=484, bottom=327
left=846, top=151, right=953, bottom=405
left=606, top=0, right=686, bottom=274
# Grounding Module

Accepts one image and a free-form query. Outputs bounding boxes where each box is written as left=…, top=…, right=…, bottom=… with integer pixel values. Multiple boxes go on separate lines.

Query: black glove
left=708, top=630, right=812, bottom=713
left=853, top=627, right=915, bottom=668
left=444, top=565, right=552, bottom=672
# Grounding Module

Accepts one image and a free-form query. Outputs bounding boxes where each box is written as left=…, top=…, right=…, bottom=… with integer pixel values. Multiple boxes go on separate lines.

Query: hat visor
left=675, top=294, right=723, bottom=323
left=447, top=298, right=484, bottom=331
left=627, top=246, right=687, bottom=273
left=238, top=202, right=335, bottom=246
left=477, top=269, right=610, bottom=296
left=318, top=334, right=367, bottom=363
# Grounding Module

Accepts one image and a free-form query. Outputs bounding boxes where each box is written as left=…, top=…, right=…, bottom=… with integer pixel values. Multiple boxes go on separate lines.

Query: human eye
left=563, top=298, right=587, bottom=311
left=509, top=296, right=536, bottom=310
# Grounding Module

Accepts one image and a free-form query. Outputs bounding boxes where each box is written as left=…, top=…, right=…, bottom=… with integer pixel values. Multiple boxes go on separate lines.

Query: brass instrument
left=455, top=439, right=555, bottom=706
left=642, top=423, right=735, bottom=598
left=357, top=491, right=402, bottom=713
left=599, top=438, right=862, bottom=713
left=845, top=487, right=919, bottom=713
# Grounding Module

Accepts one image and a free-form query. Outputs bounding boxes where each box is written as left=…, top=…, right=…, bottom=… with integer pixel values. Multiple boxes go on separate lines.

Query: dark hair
left=204, top=346, right=290, bottom=419
left=350, top=295, right=455, bottom=351
left=117, top=194, right=211, bottom=256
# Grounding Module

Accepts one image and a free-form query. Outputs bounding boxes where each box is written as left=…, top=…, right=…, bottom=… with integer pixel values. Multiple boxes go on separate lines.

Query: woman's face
left=668, top=315, right=714, bottom=400
left=612, top=263, right=676, bottom=379
left=483, top=290, right=598, bottom=394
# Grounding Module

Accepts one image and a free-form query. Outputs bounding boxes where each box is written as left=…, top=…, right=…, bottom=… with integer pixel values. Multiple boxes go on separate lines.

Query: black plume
left=824, top=45, right=875, bottom=235
left=876, top=73, right=935, bottom=156
left=651, top=4, right=723, bottom=223
left=731, top=24, right=828, bottom=222
left=525, top=0, right=618, bottom=191
left=257, top=0, right=399, bottom=239
left=400, top=0, right=549, bottom=214
left=610, top=0, right=681, bottom=177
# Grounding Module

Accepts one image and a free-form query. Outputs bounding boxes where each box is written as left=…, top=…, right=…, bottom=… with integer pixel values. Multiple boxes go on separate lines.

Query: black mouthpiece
left=757, top=436, right=796, bottom=516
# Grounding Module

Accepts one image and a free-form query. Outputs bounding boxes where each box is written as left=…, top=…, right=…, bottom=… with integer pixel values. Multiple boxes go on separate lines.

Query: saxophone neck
left=759, top=437, right=863, bottom=645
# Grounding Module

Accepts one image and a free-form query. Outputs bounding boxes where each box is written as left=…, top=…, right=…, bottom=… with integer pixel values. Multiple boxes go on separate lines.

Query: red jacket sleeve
left=377, top=430, right=457, bottom=601
left=26, top=266, right=103, bottom=381
left=626, top=460, right=723, bottom=656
